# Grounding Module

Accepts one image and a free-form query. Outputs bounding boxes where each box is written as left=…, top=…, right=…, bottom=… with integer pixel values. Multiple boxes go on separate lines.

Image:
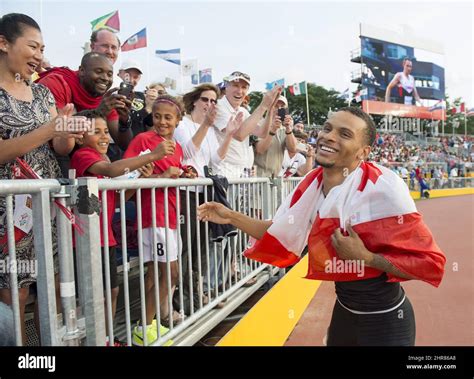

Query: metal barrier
left=96, top=176, right=278, bottom=346
left=0, top=180, right=62, bottom=346
left=407, top=177, right=473, bottom=191
left=2, top=172, right=471, bottom=346
left=0, top=176, right=285, bottom=346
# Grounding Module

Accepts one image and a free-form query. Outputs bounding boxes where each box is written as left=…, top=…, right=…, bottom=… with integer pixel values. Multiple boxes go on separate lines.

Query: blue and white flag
left=265, top=78, right=285, bottom=90
left=155, top=48, right=181, bottom=65
left=339, top=88, right=351, bottom=100
left=199, top=68, right=212, bottom=83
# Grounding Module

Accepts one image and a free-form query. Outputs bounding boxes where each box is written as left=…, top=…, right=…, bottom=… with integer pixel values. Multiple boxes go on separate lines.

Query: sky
left=1, top=0, right=473, bottom=105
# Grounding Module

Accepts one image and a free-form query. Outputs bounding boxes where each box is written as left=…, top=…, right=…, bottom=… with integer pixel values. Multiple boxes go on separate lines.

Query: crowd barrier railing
left=406, top=176, right=473, bottom=191
left=3, top=173, right=470, bottom=346
left=0, top=176, right=286, bottom=346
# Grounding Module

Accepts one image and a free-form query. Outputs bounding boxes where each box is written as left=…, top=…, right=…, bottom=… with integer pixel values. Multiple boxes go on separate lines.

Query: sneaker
left=151, top=320, right=174, bottom=346
left=106, top=336, right=128, bottom=347
left=113, top=337, right=127, bottom=347
left=132, top=323, right=158, bottom=346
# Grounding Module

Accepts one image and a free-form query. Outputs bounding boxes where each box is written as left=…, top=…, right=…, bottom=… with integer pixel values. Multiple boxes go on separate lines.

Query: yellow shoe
left=151, top=319, right=174, bottom=346
left=132, top=323, right=157, bottom=346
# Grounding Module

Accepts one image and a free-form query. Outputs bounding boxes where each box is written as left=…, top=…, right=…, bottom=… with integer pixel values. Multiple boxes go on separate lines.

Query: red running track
left=285, top=195, right=474, bottom=346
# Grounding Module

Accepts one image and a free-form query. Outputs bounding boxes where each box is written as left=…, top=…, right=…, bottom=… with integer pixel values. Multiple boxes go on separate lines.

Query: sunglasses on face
left=199, top=96, right=217, bottom=105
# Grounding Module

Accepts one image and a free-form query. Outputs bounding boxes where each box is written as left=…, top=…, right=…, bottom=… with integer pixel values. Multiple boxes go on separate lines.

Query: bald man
left=37, top=52, right=133, bottom=173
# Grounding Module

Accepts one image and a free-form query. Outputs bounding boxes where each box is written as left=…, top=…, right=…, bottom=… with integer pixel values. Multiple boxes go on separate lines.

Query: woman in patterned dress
left=0, top=13, right=88, bottom=344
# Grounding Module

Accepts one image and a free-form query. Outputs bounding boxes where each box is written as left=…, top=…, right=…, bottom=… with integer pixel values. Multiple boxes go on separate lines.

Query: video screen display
left=360, top=36, right=445, bottom=104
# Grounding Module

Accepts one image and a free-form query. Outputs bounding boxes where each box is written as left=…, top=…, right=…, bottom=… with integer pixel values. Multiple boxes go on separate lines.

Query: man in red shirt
left=37, top=52, right=133, bottom=173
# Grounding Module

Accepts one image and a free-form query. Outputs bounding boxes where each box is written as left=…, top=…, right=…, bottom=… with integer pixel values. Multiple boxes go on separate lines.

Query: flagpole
left=452, top=118, right=455, bottom=137
left=305, top=81, right=310, bottom=128
left=180, top=50, right=183, bottom=94
left=146, top=44, right=150, bottom=86
left=464, top=111, right=467, bottom=137
left=442, top=106, right=445, bottom=135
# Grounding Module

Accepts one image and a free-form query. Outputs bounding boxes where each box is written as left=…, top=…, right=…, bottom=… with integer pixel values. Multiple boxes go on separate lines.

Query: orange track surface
left=285, top=195, right=474, bottom=346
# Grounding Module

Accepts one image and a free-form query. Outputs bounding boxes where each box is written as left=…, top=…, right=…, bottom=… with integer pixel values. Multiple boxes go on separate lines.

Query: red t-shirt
left=37, top=68, right=118, bottom=122
left=70, top=147, right=117, bottom=247
left=123, top=131, right=183, bottom=229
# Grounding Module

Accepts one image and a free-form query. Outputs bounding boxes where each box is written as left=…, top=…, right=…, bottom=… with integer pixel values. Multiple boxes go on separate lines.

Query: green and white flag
left=90, top=11, right=120, bottom=32
left=288, top=81, right=306, bottom=96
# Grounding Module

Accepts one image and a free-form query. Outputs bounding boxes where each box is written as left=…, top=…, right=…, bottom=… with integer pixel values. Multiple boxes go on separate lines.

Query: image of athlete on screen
left=385, top=57, right=422, bottom=105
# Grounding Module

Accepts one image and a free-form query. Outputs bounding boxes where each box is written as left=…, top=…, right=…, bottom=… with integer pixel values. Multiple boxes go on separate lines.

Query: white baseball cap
left=223, top=71, right=251, bottom=85
left=277, top=96, right=288, bottom=108
left=119, top=59, right=143, bottom=74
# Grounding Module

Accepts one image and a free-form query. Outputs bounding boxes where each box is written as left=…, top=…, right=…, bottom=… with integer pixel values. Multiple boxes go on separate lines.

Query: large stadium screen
left=359, top=35, right=446, bottom=120
left=360, top=36, right=445, bottom=102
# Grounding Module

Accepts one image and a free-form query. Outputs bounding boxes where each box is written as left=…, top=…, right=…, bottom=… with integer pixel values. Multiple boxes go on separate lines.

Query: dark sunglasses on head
left=199, top=96, right=217, bottom=105
left=230, top=71, right=251, bottom=81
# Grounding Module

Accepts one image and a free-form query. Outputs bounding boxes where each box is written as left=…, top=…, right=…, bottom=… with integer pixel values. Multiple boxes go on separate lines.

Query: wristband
left=285, top=130, right=293, bottom=135
left=269, top=131, right=276, bottom=136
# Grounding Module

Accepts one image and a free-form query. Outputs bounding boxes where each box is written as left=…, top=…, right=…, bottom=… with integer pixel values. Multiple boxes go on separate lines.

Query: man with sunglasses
left=213, top=71, right=281, bottom=179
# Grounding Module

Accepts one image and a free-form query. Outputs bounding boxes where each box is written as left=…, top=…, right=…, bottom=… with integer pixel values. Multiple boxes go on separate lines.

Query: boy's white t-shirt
left=279, top=150, right=307, bottom=177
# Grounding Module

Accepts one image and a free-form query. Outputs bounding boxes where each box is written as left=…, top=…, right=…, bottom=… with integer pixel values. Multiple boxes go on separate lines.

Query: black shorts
left=327, top=296, right=416, bottom=346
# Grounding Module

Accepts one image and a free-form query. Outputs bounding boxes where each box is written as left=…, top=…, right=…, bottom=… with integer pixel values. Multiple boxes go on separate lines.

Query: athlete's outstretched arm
left=197, top=201, right=272, bottom=240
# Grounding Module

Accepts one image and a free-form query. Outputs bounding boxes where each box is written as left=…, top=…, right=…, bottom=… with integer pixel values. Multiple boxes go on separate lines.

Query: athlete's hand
left=197, top=202, right=233, bottom=224
left=331, top=224, right=372, bottom=263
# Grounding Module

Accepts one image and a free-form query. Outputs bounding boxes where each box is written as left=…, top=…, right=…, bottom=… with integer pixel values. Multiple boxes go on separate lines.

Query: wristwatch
left=118, top=115, right=132, bottom=132
left=285, top=130, right=293, bottom=135
left=269, top=131, right=276, bottom=136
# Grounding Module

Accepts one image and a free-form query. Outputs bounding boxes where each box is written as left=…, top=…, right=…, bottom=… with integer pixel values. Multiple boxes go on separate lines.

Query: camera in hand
left=307, top=137, right=317, bottom=146
left=118, top=82, right=134, bottom=99
left=277, top=107, right=288, bottom=122
left=296, top=142, right=308, bottom=153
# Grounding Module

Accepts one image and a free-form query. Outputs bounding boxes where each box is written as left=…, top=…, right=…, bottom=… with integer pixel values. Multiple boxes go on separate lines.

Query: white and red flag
left=244, top=162, right=446, bottom=287
left=451, top=103, right=465, bottom=114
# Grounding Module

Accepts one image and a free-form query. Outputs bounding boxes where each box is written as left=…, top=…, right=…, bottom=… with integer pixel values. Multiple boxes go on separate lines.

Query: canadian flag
left=244, top=162, right=446, bottom=287
left=451, top=103, right=465, bottom=114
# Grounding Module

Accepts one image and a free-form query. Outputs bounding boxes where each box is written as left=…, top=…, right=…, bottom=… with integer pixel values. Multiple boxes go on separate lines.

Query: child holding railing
left=123, top=95, right=196, bottom=346
left=70, top=109, right=170, bottom=346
